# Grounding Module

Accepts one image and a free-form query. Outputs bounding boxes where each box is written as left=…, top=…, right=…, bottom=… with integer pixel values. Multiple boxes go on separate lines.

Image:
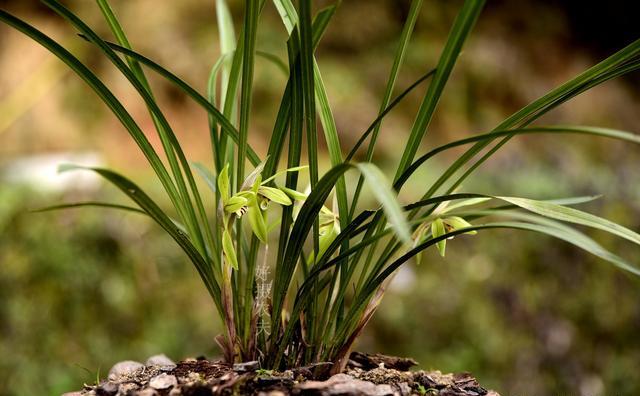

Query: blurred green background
left=1, top=1, right=639, bottom=395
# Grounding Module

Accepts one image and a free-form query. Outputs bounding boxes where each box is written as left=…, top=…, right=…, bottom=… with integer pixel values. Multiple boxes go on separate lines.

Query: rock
left=296, top=373, right=396, bottom=396
left=108, top=360, right=144, bottom=381
left=349, top=352, right=417, bottom=372
left=149, top=373, right=178, bottom=390
left=256, top=375, right=295, bottom=387
left=395, top=382, right=411, bottom=396
left=233, top=360, right=260, bottom=372
left=61, top=392, right=83, bottom=396
left=168, top=388, right=183, bottom=396
left=146, top=354, right=176, bottom=367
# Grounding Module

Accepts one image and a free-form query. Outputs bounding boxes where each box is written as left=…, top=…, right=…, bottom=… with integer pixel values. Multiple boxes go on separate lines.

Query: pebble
left=138, top=388, right=159, bottom=396
left=396, top=382, right=412, bottom=396
left=108, top=360, right=144, bottom=381
left=296, top=373, right=396, bottom=396
left=146, top=354, right=176, bottom=367
left=149, top=373, right=178, bottom=390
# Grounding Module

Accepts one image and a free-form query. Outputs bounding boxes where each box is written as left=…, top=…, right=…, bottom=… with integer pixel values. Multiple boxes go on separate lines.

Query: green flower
left=413, top=215, right=477, bottom=261
left=218, top=163, right=305, bottom=244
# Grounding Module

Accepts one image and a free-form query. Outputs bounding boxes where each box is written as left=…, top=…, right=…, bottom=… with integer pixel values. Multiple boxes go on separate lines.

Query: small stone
left=371, top=384, right=395, bottom=396
left=146, top=354, right=176, bottom=367
left=396, top=382, right=411, bottom=396
left=108, top=360, right=144, bottom=381
left=61, top=393, right=83, bottom=396
left=296, top=373, right=396, bottom=396
left=233, top=360, right=259, bottom=372
left=149, top=373, right=178, bottom=390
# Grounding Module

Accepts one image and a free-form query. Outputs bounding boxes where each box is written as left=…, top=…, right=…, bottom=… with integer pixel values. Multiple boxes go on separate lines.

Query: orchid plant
left=2, top=0, right=640, bottom=373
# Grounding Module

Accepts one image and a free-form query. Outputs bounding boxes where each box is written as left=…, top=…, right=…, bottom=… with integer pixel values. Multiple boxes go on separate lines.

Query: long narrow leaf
left=32, top=201, right=146, bottom=215
left=499, top=196, right=640, bottom=245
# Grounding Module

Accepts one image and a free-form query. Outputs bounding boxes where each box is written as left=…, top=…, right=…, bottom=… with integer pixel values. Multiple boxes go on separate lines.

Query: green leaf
left=236, top=0, right=260, bottom=187
left=258, top=186, right=292, bottom=206
left=274, top=0, right=349, bottom=240
left=192, top=162, right=217, bottom=193
left=273, top=0, right=297, bottom=32
left=355, top=220, right=640, bottom=332
left=356, top=163, right=411, bottom=244
left=32, top=201, right=146, bottom=215
left=498, top=196, right=640, bottom=246
left=222, top=228, right=238, bottom=270
left=314, top=62, right=349, bottom=227
left=218, top=163, right=230, bottom=202
left=269, top=162, right=411, bottom=363
left=497, top=221, right=640, bottom=277
left=263, top=5, right=335, bottom=180
left=431, top=218, right=446, bottom=257
left=262, top=165, right=308, bottom=184
left=299, top=0, right=318, bottom=190
left=440, top=197, right=491, bottom=213
left=311, top=5, right=336, bottom=48
left=216, top=0, right=236, bottom=63
left=395, top=125, right=640, bottom=193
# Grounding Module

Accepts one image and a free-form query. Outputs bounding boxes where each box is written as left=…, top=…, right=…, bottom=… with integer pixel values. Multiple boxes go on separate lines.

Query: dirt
left=65, top=353, right=499, bottom=396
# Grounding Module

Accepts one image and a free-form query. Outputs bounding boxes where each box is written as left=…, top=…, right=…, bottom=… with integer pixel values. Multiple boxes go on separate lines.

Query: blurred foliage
left=1, top=0, right=640, bottom=395
left=0, top=185, right=222, bottom=395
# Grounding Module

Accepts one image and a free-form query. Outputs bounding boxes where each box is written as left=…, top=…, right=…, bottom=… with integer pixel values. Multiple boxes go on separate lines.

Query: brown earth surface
left=65, top=353, right=499, bottom=396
